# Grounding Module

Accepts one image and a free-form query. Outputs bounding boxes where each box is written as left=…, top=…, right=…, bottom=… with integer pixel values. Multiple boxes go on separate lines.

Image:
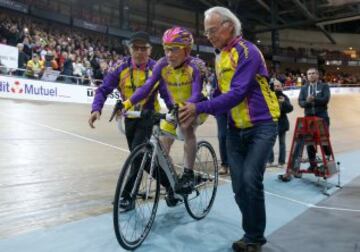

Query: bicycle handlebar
left=109, top=100, right=178, bottom=123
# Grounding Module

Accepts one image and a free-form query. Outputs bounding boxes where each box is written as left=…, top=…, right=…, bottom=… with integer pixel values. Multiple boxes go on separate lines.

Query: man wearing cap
left=88, top=32, right=162, bottom=211
left=89, top=31, right=159, bottom=149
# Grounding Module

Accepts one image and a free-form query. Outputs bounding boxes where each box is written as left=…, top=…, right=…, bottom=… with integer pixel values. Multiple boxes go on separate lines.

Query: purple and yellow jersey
left=126, top=56, right=204, bottom=110
left=91, top=57, right=159, bottom=113
left=196, top=37, right=280, bottom=129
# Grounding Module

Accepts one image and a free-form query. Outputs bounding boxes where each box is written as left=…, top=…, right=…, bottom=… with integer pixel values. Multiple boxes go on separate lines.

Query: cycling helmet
left=162, top=26, right=194, bottom=48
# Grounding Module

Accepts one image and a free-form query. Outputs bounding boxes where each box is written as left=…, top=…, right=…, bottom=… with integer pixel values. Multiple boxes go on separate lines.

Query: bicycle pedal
left=174, top=186, right=194, bottom=195
left=137, top=192, right=153, bottom=200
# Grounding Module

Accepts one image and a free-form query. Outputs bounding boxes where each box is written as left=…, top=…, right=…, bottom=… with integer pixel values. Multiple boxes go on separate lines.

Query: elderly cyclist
left=122, top=27, right=207, bottom=202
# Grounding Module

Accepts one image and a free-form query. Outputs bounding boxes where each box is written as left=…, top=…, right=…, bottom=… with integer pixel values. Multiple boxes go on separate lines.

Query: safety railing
left=1, top=66, right=359, bottom=88
left=0, top=66, right=103, bottom=86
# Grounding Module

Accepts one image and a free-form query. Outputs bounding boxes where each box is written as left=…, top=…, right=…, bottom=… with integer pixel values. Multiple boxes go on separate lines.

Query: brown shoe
left=232, top=239, right=262, bottom=252
left=219, top=165, right=228, bottom=175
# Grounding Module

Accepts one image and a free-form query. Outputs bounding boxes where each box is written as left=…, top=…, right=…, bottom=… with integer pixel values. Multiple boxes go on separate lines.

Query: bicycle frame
left=121, top=110, right=182, bottom=199
left=148, top=124, right=180, bottom=192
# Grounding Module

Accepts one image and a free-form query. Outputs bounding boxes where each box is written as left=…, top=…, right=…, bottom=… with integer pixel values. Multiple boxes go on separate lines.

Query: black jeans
left=125, top=117, right=153, bottom=151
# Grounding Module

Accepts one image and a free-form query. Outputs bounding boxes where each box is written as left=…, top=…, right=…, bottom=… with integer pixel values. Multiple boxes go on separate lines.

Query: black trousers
left=125, top=117, right=153, bottom=151
left=122, top=117, right=170, bottom=199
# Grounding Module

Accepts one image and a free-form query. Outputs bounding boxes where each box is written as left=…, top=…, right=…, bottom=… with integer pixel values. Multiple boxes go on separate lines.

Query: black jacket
left=298, top=82, right=330, bottom=118
left=276, top=91, right=293, bottom=133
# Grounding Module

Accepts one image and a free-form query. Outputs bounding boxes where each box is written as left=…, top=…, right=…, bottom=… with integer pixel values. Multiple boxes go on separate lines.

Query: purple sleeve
left=91, top=66, right=123, bottom=113
left=213, top=87, right=221, bottom=98
left=196, top=45, right=262, bottom=115
left=129, top=59, right=164, bottom=106
left=158, top=78, right=174, bottom=109
left=187, top=64, right=204, bottom=103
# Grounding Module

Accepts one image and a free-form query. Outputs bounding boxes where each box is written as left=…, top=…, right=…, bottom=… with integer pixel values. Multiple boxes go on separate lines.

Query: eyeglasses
left=131, top=45, right=150, bottom=52
left=203, top=20, right=230, bottom=36
left=163, top=45, right=185, bottom=54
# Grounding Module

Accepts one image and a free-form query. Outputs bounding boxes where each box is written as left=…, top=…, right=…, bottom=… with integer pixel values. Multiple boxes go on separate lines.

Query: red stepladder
left=278, top=116, right=341, bottom=195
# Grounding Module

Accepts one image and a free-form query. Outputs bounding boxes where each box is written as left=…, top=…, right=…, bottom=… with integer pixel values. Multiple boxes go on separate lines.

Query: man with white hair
left=179, top=6, right=280, bottom=252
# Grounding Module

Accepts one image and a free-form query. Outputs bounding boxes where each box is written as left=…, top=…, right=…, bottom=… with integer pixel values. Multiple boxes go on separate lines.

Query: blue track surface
left=1, top=150, right=359, bottom=252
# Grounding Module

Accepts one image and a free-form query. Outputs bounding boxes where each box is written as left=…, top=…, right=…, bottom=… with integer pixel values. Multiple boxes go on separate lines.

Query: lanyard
left=129, top=63, right=149, bottom=92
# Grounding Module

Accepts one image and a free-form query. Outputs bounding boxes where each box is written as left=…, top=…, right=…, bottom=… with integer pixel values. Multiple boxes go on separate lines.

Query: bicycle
left=110, top=104, right=218, bottom=250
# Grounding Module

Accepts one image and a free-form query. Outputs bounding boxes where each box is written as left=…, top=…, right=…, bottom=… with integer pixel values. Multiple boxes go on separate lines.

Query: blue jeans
left=216, top=113, right=228, bottom=167
left=268, top=131, right=286, bottom=164
left=226, top=121, right=277, bottom=244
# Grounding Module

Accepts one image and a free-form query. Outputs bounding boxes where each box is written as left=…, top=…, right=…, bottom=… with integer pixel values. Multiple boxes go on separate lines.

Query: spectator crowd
left=0, top=10, right=124, bottom=85
left=0, top=10, right=359, bottom=87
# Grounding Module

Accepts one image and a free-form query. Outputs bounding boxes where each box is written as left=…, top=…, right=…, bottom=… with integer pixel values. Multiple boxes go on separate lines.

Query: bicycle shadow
left=137, top=201, right=242, bottom=252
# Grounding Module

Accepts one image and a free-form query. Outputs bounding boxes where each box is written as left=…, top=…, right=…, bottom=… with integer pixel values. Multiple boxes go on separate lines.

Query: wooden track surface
left=1, top=94, right=360, bottom=238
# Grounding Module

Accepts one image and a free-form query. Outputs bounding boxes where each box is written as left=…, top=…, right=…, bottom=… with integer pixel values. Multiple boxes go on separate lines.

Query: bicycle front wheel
left=113, top=143, right=160, bottom=250
left=185, top=140, right=218, bottom=220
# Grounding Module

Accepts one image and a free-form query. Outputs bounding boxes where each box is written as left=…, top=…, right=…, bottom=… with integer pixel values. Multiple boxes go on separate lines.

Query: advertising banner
left=0, top=44, right=18, bottom=69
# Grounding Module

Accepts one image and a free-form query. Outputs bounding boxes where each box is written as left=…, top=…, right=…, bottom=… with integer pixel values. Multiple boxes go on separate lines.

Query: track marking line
left=6, top=115, right=360, bottom=213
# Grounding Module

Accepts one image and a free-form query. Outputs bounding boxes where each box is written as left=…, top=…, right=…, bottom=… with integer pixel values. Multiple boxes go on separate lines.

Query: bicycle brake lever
left=109, top=100, right=124, bottom=122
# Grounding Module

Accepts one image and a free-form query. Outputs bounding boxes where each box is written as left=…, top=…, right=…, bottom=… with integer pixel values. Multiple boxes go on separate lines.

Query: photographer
left=268, top=80, right=293, bottom=168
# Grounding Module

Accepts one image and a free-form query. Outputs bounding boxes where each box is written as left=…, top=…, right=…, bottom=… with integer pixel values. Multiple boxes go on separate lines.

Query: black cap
left=129, top=31, right=151, bottom=44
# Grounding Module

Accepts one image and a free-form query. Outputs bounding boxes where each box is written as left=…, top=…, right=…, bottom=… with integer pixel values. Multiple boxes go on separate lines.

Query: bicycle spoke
left=185, top=141, right=218, bottom=220
left=113, top=144, right=159, bottom=250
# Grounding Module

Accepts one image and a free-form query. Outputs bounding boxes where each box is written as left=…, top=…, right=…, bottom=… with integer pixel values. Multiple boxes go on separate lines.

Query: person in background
left=44, top=51, right=59, bottom=70
left=61, top=52, right=74, bottom=83
left=73, top=57, right=85, bottom=84
left=299, top=67, right=331, bottom=170
left=26, top=53, right=44, bottom=78
left=267, top=80, right=293, bottom=169
left=16, top=43, right=29, bottom=76
left=211, top=74, right=229, bottom=175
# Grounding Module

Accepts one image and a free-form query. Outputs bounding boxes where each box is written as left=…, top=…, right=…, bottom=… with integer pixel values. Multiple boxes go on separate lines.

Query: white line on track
left=5, top=115, right=130, bottom=153
left=220, top=177, right=360, bottom=213
left=7, top=115, right=360, bottom=213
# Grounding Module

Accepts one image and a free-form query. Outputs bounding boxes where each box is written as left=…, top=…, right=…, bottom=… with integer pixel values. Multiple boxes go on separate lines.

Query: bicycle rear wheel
left=185, top=140, right=218, bottom=220
left=113, top=143, right=160, bottom=250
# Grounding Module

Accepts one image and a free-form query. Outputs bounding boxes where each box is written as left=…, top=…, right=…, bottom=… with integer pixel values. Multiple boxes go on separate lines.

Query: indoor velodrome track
left=1, top=92, right=360, bottom=252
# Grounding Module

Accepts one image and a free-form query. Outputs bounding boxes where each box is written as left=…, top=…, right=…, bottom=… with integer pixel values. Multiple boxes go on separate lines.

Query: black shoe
left=165, top=187, right=180, bottom=207
left=232, top=239, right=262, bottom=252
left=175, top=169, right=194, bottom=194
left=119, top=198, right=135, bottom=213
left=278, top=174, right=292, bottom=182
